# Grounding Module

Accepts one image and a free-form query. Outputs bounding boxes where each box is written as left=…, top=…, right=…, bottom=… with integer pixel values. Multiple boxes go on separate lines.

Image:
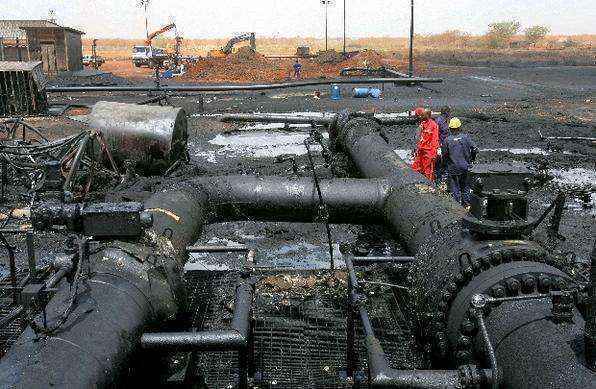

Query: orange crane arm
left=145, top=23, right=176, bottom=46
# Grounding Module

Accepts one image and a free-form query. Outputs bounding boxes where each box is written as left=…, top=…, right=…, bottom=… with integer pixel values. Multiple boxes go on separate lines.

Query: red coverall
left=412, top=118, right=440, bottom=181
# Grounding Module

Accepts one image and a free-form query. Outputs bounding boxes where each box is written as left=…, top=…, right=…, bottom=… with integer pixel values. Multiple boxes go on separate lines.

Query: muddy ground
left=2, top=64, right=594, bottom=275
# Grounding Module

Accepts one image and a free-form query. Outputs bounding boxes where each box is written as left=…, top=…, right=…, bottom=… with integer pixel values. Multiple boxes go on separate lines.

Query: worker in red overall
left=412, top=108, right=440, bottom=181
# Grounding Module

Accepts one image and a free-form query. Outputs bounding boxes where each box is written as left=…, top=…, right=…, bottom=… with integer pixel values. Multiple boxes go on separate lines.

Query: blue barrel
left=330, top=85, right=341, bottom=100
left=353, top=87, right=370, bottom=98
left=353, top=87, right=383, bottom=98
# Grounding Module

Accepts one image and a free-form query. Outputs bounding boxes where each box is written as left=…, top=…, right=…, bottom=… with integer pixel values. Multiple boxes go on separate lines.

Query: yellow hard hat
left=449, top=117, right=462, bottom=129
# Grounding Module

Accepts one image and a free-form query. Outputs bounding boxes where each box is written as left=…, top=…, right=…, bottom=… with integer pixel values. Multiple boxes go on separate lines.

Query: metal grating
left=0, top=269, right=28, bottom=358
left=185, top=270, right=242, bottom=388
left=184, top=267, right=424, bottom=388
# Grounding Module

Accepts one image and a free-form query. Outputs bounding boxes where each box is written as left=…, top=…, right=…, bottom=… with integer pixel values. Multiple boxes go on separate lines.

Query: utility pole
left=325, top=1, right=329, bottom=51
left=321, top=0, right=334, bottom=52
left=408, top=0, right=414, bottom=77
left=138, top=0, right=151, bottom=39
left=343, top=0, right=346, bottom=55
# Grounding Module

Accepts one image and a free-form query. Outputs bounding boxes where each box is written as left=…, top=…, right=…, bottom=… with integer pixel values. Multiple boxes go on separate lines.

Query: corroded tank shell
left=88, top=101, right=187, bottom=174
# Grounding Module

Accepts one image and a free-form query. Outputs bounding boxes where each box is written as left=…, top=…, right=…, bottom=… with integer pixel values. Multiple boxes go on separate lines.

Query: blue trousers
left=448, top=172, right=470, bottom=205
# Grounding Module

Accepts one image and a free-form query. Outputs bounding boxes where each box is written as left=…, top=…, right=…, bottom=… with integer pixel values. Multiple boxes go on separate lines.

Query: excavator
left=132, top=23, right=180, bottom=68
left=208, top=32, right=256, bottom=58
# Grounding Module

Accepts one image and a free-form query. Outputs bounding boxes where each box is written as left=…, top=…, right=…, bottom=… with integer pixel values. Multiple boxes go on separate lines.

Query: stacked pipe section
left=333, top=114, right=594, bottom=388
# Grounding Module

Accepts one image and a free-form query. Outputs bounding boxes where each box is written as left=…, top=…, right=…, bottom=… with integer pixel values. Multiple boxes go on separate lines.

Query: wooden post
left=63, top=30, right=69, bottom=71
left=16, top=38, right=22, bottom=61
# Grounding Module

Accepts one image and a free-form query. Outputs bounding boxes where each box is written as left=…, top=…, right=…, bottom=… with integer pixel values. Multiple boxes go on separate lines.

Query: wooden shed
left=0, top=20, right=85, bottom=74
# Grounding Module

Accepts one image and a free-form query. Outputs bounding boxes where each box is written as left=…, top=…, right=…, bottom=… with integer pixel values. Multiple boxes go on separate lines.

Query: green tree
left=485, top=20, right=521, bottom=48
left=525, top=25, right=550, bottom=47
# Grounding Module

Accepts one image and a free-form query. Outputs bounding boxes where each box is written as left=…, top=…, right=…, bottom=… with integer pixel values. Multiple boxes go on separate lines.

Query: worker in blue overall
left=293, top=59, right=303, bottom=79
left=442, top=118, right=478, bottom=206
left=434, top=106, right=451, bottom=183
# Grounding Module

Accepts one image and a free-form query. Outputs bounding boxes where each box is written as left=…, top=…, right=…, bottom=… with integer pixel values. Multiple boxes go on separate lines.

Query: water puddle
left=549, top=168, right=596, bottom=188
left=190, top=128, right=329, bottom=161
left=394, top=149, right=414, bottom=163
left=394, top=147, right=551, bottom=163
left=469, top=75, right=524, bottom=88
left=260, top=242, right=343, bottom=269
left=481, top=148, right=550, bottom=155
left=548, top=167, right=596, bottom=213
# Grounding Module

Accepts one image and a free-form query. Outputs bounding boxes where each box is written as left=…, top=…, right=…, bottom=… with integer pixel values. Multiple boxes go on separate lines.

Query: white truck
left=132, top=46, right=168, bottom=68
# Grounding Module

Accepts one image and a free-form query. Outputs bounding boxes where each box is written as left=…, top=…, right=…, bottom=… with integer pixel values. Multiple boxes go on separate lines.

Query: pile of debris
left=48, top=70, right=132, bottom=87
left=229, top=46, right=265, bottom=62
left=180, top=49, right=419, bottom=83
left=314, top=49, right=344, bottom=64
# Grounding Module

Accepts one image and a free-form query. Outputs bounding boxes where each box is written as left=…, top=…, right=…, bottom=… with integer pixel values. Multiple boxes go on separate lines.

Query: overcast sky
left=2, top=1, right=595, bottom=39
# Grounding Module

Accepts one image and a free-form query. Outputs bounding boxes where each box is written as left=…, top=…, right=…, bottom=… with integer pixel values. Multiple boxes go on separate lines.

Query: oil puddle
left=184, top=235, right=344, bottom=271
left=260, top=242, right=343, bottom=269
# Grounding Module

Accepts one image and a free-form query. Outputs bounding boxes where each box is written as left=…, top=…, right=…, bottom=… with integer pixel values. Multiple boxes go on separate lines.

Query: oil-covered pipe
left=46, top=77, right=442, bottom=93
left=192, top=175, right=391, bottom=225
left=141, top=281, right=253, bottom=352
left=0, top=182, right=206, bottom=388
left=586, top=241, right=596, bottom=371
left=221, top=113, right=337, bottom=125
left=334, top=115, right=594, bottom=388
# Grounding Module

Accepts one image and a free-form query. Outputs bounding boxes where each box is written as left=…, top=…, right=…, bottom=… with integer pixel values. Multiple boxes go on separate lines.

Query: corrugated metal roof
left=0, top=61, right=43, bottom=71
left=0, top=20, right=84, bottom=39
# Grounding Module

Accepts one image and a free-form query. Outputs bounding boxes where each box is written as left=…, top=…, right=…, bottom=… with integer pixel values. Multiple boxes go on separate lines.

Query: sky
left=2, top=1, right=595, bottom=39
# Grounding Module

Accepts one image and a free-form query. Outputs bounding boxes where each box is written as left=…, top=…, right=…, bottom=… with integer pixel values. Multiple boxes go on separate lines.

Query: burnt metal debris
left=0, top=102, right=593, bottom=389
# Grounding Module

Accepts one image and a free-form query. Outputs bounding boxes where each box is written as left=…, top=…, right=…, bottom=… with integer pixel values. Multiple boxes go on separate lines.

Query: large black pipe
left=0, top=248, right=182, bottom=388
left=192, top=175, right=391, bottom=225
left=0, top=182, right=206, bottom=388
left=221, top=113, right=337, bottom=125
left=587, top=241, right=596, bottom=371
left=334, top=116, right=593, bottom=388
left=0, top=175, right=387, bottom=388
left=45, top=77, right=442, bottom=93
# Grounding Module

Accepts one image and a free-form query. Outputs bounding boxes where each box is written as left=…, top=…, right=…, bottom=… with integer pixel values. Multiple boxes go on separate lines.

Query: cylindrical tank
left=88, top=101, right=188, bottom=174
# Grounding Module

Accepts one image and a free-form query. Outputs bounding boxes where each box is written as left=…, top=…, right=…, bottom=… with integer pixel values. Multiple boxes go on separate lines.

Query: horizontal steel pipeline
left=219, top=112, right=417, bottom=127
left=45, top=77, right=443, bottom=93
left=190, top=175, right=392, bottom=224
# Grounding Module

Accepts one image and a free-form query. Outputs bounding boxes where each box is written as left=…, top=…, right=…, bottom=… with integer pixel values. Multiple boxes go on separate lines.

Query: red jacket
left=416, top=118, right=440, bottom=157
